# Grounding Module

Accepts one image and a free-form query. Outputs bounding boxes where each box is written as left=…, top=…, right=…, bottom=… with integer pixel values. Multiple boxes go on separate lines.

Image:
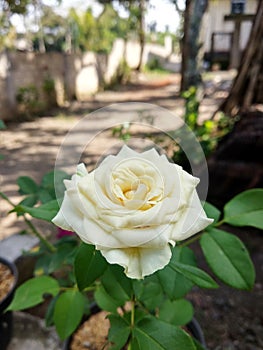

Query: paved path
left=0, top=71, right=233, bottom=239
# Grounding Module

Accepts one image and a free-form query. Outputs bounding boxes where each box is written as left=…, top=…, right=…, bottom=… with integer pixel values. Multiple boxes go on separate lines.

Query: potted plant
left=1, top=145, right=261, bottom=349
left=0, top=256, right=18, bottom=350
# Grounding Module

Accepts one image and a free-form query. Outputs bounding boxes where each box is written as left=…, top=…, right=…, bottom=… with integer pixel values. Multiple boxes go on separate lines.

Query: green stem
left=0, top=191, right=16, bottom=206
left=215, top=219, right=225, bottom=227
left=130, top=296, right=135, bottom=328
left=1, top=190, right=56, bottom=253
left=83, top=286, right=96, bottom=293
left=180, top=231, right=204, bottom=247
left=24, top=217, right=56, bottom=253
left=126, top=300, right=135, bottom=350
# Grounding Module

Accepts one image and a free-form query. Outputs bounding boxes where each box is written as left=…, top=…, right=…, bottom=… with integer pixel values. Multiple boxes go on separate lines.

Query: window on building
left=231, top=0, right=246, bottom=14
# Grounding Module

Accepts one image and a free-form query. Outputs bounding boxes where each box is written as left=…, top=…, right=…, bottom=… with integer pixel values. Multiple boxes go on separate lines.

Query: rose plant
left=2, top=145, right=262, bottom=350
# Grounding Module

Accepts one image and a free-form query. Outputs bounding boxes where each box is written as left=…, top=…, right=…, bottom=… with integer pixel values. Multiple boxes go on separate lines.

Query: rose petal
left=170, top=190, right=213, bottom=241
left=52, top=191, right=84, bottom=233
left=100, top=244, right=172, bottom=279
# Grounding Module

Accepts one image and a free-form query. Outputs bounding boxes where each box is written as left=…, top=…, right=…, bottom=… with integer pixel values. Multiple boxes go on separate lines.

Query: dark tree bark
left=136, top=0, right=146, bottom=71
left=180, top=0, right=208, bottom=92
left=220, top=0, right=263, bottom=116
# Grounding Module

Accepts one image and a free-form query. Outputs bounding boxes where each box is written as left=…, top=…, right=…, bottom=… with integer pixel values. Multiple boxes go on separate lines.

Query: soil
left=0, top=262, right=15, bottom=302
left=1, top=71, right=263, bottom=349
left=69, top=311, right=110, bottom=350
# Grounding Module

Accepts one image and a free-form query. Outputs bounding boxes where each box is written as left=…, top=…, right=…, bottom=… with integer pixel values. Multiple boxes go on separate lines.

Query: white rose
left=52, top=145, right=212, bottom=279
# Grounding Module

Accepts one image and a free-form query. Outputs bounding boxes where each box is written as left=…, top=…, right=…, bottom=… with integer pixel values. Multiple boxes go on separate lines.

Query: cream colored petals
left=52, top=145, right=212, bottom=279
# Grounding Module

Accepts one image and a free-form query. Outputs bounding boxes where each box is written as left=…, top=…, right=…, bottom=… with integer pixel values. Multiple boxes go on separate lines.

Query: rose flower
left=53, top=146, right=212, bottom=279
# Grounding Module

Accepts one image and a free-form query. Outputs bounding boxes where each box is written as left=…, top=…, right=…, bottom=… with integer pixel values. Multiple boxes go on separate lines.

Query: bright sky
left=11, top=0, right=184, bottom=33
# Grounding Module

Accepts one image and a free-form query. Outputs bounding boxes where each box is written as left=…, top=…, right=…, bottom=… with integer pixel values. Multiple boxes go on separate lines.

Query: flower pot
left=0, top=257, right=18, bottom=350
left=63, top=303, right=207, bottom=350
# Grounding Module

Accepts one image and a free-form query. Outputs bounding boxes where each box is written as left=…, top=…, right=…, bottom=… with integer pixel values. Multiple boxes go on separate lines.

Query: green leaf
left=108, top=314, right=131, bottom=350
left=53, top=290, right=85, bottom=340
left=74, top=243, right=108, bottom=291
left=17, top=176, right=39, bottom=195
left=101, top=264, right=132, bottom=304
left=94, top=285, right=121, bottom=313
left=42, top=170, right=69, bottom=200
left=134, top=277, right=163, bottom=310
left=157, top=246, right=197, bottom=299
left=133, top=315, right=197, bottom=350
left=38, top=189, right=54, bottom=204
left=7, top=276, right=59, bottom=311
left=223, top=189, right=263, bottom=229
left=170, top=261, right=218, bottom=289
left=192, top=339, right=206, bottom=350
left=19, top=194, right=38, bottom=207
left=200, top=229, right=255, bottom=290
left=159, top=299, right=194, bottom=326
left=45, top=294, right=59, bottom=327
left=34, top=254, right=52, bottom=275
left=32, top=242, right=77, bottom=277
left=203, top=202, right=221, bottom=225
left=20, top=199, right=59, bottom=221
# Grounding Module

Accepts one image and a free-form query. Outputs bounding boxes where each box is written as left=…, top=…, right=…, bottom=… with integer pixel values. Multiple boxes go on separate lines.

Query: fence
left=0, top=37, right=180, bottom=121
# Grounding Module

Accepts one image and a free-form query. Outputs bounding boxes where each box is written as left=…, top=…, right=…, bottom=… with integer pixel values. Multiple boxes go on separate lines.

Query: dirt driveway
left=0, top=72, right=232, bottom=239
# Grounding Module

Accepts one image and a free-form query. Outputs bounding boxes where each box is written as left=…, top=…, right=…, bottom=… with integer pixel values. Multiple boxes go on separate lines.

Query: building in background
left=203, top=0, right=258, bottom=69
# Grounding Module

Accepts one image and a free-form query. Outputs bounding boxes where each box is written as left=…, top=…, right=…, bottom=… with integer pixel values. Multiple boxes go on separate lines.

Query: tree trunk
left=220, top=0, right=263, bottom=116
left=136, top=0, right=146, bottom=71
left=180, top=0, right=208, bottom=92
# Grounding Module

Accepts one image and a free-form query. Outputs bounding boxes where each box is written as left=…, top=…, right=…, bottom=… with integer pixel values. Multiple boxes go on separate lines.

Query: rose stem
left=0, top=191, right=56, bottom=253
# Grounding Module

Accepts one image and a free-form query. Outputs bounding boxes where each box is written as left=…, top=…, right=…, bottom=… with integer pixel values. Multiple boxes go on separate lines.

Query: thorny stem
left=0, top=190, right=56, bottom=253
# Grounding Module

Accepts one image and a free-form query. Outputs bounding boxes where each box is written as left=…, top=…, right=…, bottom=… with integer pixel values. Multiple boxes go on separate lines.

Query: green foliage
left=34, top=236, right=79, bottom=277
left=159, top=299, right=194, bottom=326
left=68, top=4, right=129, bottom=54
left=112, top=122, right=131, bottom=141
left=132, top=315, right=197, bottom=350
left=133, top=275, right=163, bottom=310
left=144, top=57, right=168, bottom=73
left=200, top=229, right=255, bottom=290
left=108, top=314, right=131, bottom=350
left=18, top=200, right=60, bottom=221
left=42, top=76, right=55, bottom=94
left=42, top=76, right=56, bottom=107
left=223, top=189, right=263, bottom=229
left=94, top=285, right=122, bottom=313
left=170, top=261, right=219, bottom=289
left=157, top=246, right=197, bottom=299
left=11, top=169, right=69, bottom=221
left=101, top=265, right=133, bottom=303
left=15, top=169, right=69, bottom=207
left=170, top=87, right=235, bottom=168
left=74, top=243, right=108, bottom=291
left=16, top=85, right=40, bottom=116
left=203, top=201, right=221, bottom=225
left=16, top=85, right=37, bottom=104
left=38, top=5, right=67, bottom=52
left=2, top=161, right=261, bottom=348
left=53, top=290, right=86, bottom=340
left=7, top=276, right=60, bottom=311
